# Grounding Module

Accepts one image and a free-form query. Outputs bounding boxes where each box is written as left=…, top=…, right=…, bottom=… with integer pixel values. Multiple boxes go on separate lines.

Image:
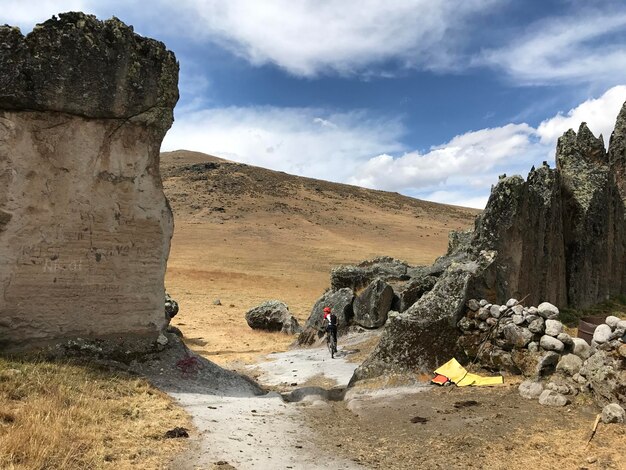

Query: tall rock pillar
left=0, top=13, right=178, bottom=350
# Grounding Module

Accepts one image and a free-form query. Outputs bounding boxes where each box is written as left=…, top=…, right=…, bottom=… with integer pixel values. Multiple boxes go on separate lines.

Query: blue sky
left=3, top=1, right=626, bottom=208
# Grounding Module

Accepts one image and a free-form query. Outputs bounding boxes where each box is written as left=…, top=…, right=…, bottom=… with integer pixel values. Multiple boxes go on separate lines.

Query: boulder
left=297, top=288, right=354, bottom=345
left=477, top=307, right=490, bottom=321
left=538, top=389, right=569, bottom=407
left=502, top=324, right=533, bottom=349
left=330, top=257, right=409, bottom=291
left=605, top=316, right=621, bottom=329
left=593, top=324, right=612, bottom=343
left=467, top=299, right=480, bottom=311
left=353, top=279, right=394, bottom=328
left=245, top=301, right=302, bottom=334
left=490, top=305, right=502, bottom=318
left=545, top=319, right=564, bottom=337
left=540, top=335, right=565, bottom=353
left=556, top=332, right=573, bottom=347
left=352, top=254, right=494, bottom=380
left=519, top=380, right=543, bottom=399
left=556, top=354, right=583, bottom=376
left=0, top=13, right=178, bottom=350
left=601, top=404, right=625, bottom=424
left=528, top=317, right=545, bottom=334
left=537, top=302, right=560, bottom=320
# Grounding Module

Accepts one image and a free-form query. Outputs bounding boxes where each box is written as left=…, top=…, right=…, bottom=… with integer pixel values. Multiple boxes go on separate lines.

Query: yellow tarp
left=434, top=358, right=503, bottom=387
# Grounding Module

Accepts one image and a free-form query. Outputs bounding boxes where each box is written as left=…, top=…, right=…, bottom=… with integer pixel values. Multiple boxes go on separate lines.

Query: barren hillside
left=161, top=150, right=480, bottom=362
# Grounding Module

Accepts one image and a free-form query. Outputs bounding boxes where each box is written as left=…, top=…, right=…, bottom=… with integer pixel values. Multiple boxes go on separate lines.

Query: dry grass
left=0, top=357, right=191, bottom=470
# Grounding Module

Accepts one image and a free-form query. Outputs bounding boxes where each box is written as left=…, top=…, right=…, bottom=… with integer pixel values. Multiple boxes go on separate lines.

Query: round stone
left=538, top=389, right=569, bottom=406
left=572, top=338, right=591, bottom=360
left=593, top=324, right=612, bottom=343
left=556, top=354, right=583, bottom=376
left=557, top=332, right=573, bottom=346
left=605, top=316, right=620, bottom=329
left=506, top=298, right=518, bottom=308
left=545, top=319, right=564, bottom=337
left=540, top=335, right=564, bottom=352
left=537, top=302, right=559, bottom=320
left=519, top=380, right=543, bottom=399
left=528, top=317, right=545, bottom=334
left=601, top=404, right=625, bottom=424
left=490, top=305, right=501, bottom=318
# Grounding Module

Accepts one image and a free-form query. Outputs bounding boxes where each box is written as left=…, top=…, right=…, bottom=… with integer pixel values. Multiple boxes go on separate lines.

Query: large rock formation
left=0, top=13, right=178, bottom=350
left=353, top=105, right=626, bottom=380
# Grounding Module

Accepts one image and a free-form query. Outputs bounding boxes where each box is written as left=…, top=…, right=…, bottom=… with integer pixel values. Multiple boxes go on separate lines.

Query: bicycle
left=326, top=329, right=337, bottom=359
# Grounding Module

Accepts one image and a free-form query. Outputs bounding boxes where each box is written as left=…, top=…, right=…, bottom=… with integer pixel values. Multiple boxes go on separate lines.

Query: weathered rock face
left=470, top=166, right=567, bottom=307
left=330, top=256, right=409, bottom=291
left=390, top=274, right=437, bottom=313
left=353, top=106, right=626, bottom=382
left=0, top=13, right=178, bottom=350
left=353, top=279, right=394, bottom=328
left=558, top=124, right=626, bottom=307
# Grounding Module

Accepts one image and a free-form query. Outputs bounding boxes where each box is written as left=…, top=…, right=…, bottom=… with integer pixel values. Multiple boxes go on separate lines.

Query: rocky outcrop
left=352, top=253, right=495, bottom=380
left=0, top=13, right=178, bottom=350
left=352, top=106, right=626, bottom=382
left=245, top=301, right=302, bottom=334
left=297, top=256, right=440, bottom=345
left=353, top=279, right=394, bottom=328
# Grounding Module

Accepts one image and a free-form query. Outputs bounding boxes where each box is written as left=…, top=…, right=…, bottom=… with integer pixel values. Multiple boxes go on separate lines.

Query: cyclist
left=322, top=306, right=338, bottom=353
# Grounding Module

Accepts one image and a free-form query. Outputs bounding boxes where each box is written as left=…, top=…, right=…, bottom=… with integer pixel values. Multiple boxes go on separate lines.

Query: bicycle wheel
left=330, top=335, right=336, bottom=358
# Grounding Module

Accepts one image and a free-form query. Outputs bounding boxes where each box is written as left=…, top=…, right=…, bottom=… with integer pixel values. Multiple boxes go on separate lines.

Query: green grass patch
left=558, top=297, right=626, bottom=327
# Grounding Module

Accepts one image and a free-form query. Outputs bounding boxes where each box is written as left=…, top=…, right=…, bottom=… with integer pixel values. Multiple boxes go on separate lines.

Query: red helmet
left=323, top=307, right=331, bottom=313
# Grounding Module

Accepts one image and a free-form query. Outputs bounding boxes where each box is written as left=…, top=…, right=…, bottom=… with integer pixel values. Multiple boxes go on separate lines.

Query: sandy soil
left=306, top=383, right=626, bottom=470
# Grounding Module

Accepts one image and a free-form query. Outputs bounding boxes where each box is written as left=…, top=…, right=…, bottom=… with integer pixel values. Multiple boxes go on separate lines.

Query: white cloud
left=163, top=106, right=405, bottom=182
left=536, top=85, right=626, bottom=146
left=482, top=9, right=626, bottom=86
left=348, top=123, right=540, bottom=192
left=167, top=0, right=499, bottom=77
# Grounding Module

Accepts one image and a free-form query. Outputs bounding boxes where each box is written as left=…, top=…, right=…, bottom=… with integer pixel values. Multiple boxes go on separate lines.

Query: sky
left=3, top=1, right=626, bottom=208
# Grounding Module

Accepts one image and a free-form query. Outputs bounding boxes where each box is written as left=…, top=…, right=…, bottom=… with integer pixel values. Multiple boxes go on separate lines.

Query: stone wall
left=0, top=13, right=178, bottom=350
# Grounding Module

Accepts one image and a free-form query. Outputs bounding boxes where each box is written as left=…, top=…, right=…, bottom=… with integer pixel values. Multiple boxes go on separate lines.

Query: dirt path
left=167, top=333, right=375, bottom=470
